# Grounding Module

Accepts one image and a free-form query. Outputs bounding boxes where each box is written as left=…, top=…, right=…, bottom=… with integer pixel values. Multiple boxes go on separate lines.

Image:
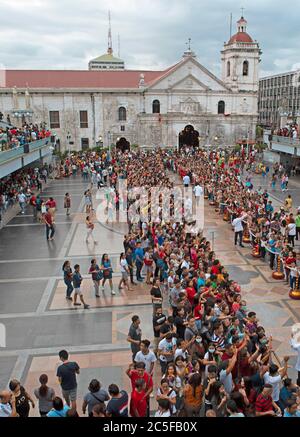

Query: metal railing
left=29, top=137, right=50, bottom=151
left=0, top=138, right=50, bottom=164
left=0, top=147, right=24, bottom=164
left=272, top=135, right=300, bottom=147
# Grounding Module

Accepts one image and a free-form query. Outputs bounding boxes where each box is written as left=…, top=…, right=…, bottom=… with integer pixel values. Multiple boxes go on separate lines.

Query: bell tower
left=221, top=15, right=261, bottom=92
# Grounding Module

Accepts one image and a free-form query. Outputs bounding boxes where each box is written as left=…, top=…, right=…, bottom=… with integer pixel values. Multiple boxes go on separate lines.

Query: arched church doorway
left=116, top=137, right=130, bottom=152
left=178, top=125, right=199, bottom=150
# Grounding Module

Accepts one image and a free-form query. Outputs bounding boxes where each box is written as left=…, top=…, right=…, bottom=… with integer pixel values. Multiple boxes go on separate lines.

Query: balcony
left=271, top=135, right=300, bottom=156
left=0, top=138, right=53, bottom=178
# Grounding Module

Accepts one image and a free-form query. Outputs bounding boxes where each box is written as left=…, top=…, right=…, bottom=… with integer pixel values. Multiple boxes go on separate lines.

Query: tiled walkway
left=0, top=173, right=299, bottom=416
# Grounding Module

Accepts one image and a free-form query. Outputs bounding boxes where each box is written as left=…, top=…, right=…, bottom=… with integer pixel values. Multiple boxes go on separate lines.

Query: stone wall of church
left=0, top=88, right=257, bottom=150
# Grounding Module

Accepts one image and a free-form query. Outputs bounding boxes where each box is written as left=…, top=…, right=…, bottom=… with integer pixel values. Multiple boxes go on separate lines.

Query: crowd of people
left=0, top=122, right=51, bottom=152
left=2, top=145, right=300, bottom=418
left=276, top=123, right=299, bottom=139
left=0, top=165, right=53, bottom=224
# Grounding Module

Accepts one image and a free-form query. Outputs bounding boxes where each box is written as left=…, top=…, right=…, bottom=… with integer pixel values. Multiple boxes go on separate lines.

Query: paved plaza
left=0, top=173, right=300, bottom=416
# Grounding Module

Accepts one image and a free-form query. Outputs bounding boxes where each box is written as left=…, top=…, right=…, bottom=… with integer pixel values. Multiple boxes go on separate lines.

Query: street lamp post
left=96, top=135, right=103, bottom=148
left=66, top=132, right=71, bottom=157
left=107, top=131, right=111, bottom=155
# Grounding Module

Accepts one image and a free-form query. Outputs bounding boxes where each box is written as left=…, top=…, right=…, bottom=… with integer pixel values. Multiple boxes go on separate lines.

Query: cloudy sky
left=0, top=0, right=300, bottom=78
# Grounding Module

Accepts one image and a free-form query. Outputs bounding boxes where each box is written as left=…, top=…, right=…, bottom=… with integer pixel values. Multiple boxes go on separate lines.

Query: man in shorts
left=72, top=264, right=90, bottom=309
left=56, top=350, right=80, bottom=410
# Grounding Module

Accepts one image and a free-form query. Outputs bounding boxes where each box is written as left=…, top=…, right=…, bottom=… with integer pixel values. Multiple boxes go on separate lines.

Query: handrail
left=0, top=138, right=50, bottom=164
left=272, top=135, right=300, bottom=147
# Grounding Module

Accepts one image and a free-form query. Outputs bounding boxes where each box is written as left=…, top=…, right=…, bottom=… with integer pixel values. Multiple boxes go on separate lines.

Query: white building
left=0, top=15, right=261, bottom=151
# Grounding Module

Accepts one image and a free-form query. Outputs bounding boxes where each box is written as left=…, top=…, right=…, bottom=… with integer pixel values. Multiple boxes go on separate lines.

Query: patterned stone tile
left=49, top=279, right=152, bottom=310
left=68, top=223, right=124, bottom=257
left=113, top=307, right=155, bottom=345
left=213, top=251, right=247, bottom=266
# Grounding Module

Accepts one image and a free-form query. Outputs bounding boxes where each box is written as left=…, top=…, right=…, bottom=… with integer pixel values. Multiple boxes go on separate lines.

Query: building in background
left=0, top=15, right=260, bottom=151
left=88, top=11, right=125, bottom=71
left=258, top=70, right=300, bottom=129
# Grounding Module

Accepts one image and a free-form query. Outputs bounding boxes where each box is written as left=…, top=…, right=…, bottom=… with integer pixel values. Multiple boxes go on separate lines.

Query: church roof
left=2, top=67, right=175, bottom=89
left=228, top=31, right=253, bottom=44
left=89, top=53, right=124, bottom=63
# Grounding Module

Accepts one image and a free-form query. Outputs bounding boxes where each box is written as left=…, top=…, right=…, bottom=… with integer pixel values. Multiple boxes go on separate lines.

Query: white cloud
left=0, top=0, right=299, bottom=77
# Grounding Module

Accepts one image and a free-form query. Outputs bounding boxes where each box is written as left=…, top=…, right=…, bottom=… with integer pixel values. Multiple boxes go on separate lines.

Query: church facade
left=0, top=16, right=261, bottom=151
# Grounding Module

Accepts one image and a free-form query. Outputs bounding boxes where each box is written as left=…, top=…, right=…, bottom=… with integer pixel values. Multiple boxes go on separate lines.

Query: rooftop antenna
left=107, top=10, right=113, bottom=54
left=229, top=12, right=233, bottom=39
left=241, top=6, right=245, bottom=17
left=118, top=33, right=120, bottom=58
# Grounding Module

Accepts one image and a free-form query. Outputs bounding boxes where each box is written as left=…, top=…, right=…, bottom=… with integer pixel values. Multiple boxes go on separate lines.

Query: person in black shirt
left=123, top=235, right=130, bottom=252
left=56, top=350, right=80, bottom=410
left=159, top=316, right=175, bottom=339
left=150, top=278, right=163, bottom=313
left=106, top=384, right=128, bottom=417
left=174, top=307, right=187, bottom=339
left=9, top=379, right=35, bottom=418
left=152, top=307, right=167, bottom=355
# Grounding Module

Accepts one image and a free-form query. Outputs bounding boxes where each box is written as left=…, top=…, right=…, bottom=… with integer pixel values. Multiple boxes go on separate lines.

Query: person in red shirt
left=211, top=260, right=220, bottom=275
left=126, top=362, right=153, bottom=394
left=284, top=251, right=296, bottom=284
left=46, top=197, right=57, bottom=223
left=44, top=210, right=55, bottom=241
left=193, top=296, right=204, bottom=330
left=126, top=362, right=153, bottom=416
left=30, top=194, right=37, bottom=219
left=186, top=280, right=196, bottom=307
left=129, top=379, right=148, bottom=417
left=255, top=384, right=281, bottom=417
left=231, top=294, right=242, bottom=313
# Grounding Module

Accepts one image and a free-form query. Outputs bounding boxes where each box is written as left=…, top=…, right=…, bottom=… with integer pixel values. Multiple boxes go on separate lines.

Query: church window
left=227, top=61, right=230, bottom=77
left=49, top=111, right=60, bottom=129
left=79, top=110, right=88, bottom=128
left=118, top=106, right=126, bottom=121
left=218, top=101, right=225, bottom=114
left=152, top=99, right=160, bottom=113
left=243, top=60, right=249, bottom=76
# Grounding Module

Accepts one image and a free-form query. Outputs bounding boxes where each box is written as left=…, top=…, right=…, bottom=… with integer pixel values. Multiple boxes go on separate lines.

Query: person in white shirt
left=158, top=334, right=177, bottom=374
left=134, top=339, right=157, bottom=374
left=118, top=252, right=132, bottom=291
left=102, top=168, right=108, bottom=185
left=194, top=184, right=203, bottom=203
left=232, top=212, right=247, bottom=247
left=96, top=172, right=103, bottom=189
left=180, top=254, right=191, bottom=271
left=18, top=192, right=26, bottom=214
left=263, top=357, right=289, bottom=404
left=183, top=174, right=190, bottom=187
left=155, top=399, right=171, bottom=417
left=287, top=219, right=296, bottom=247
